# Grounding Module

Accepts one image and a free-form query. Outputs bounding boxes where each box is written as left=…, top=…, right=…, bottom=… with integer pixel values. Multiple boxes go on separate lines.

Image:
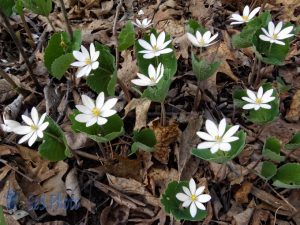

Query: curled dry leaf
left=152, top=121, right=180, bottom=164
left=285, top=90, right=300, bottom=122
left=124, top=98, right=151, bottom=130
left=65, top=168, right=81, bottom=204
left=3, top=95, right=24, bottom=120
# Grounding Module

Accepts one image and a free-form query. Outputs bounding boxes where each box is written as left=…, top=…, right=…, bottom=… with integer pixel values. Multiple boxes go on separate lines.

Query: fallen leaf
left=233, top=207, right=254, bottom=225
left=118, top=51, right=138, bottom=90
left=65, top=168, right=81, bottom=204
left=285, top=89, right=300, bottom=122
left=274, top=0, right=300, bottom=23
left=234, top=182, right=252, bottom=204
left=100, top=204, right=129, bottom=225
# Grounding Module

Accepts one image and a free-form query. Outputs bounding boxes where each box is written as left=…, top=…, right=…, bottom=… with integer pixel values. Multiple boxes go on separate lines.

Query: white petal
left=157, top=48, right=173, bottom=55
left=210, top=144, right=220, bottom=154
left=230, top=21, right=245, bottom=25
left=243, top=103, right=257, bottom=110
left=96, top=92, right=105, bottom=109
left=73, top=51, right=86, bottom=61
left=243, top=5, right=250, bottom=16
left=131, top=78, right=152, bottom=86
left=274, top=22, right=283, bottom=34
left=91, top=50, right=100, bottom=62
left=182, top=186, right=191, bottom=196
left=14, top=126, right=32, bottom=135
left=197, top=194, right=211, bottom=203
left=84, top=65, right=92, bottom=77
left=156, top=32, right=166, bottom=48
left=91, top=61, right=99, bottom=70
left=202, top=31, right=211, bottom=43
left=205, top=119, right=219, bottom=137
left=277, top=26, right=294, bottom=39
left=248, top=7, right=260, bottom=19
left=197, top=141, right=216, bottom=149
left=18, top=132, right=33, bottom=144
left=81, top=45, right=89, bottom=57
left=37, top=130, right=44, bottom=138
left=138, top=39, right=153, bottom=50
left=208, top=33, right=218, bottom=44
left=246, top=89, right=257, bottom=101
left=38, top=113, right=47, bottom=126
left=195, top=31, right=203, bottom=42
left=176, top=193, right=189, bottom=202
left=260, top=103, right=272, bottom=109
left=81, top=95, right=95, bottom=110
left=196, top=131, right=215, bottom=141
left=101, top=109, right=116, bottom=117
left=195, top=186, right=205, bottom=196
left=257, top=87, right=263, bottom=98
left=261, top=28, right=271, bottom=37
left=274, top=40, right=285, bottom=45
left=150, top=33, right=157, bottom=47
left=75, top=114, right=94, bottom=123
left=101, top=98, right=118, bottom=112
left=254, top=104, right=261, bottom=110
left=182, top=200, right=192, bottom=208
left=190, top=202, right=197, bottom=217
left=97, top=117, right=108, bottom=125
left=89, top=43, right=96, bottom=59
left=76, top=105, right=92, bottom=114
left=218, top=118, right=227, bottom=136
left=75, top=66, right=89, bottom=78
left=143, top=52, right=155, bottom=59
left=28, top=132, right=38, bottom=146
left=219, top=142, right=231, bottom=151
left=261, top=89, right=273, bottom=99
left=242, top=96, right=255, bottom=103
left=195, top=201, right=206, bottom=210
left=189, top=179, right=196, bottom=195
left=160, top=39, right=172, bottom=50
left=262, top=96, right=275, bottom=103
left=223, top=125, right=239, bottom=140
left=268, top=21, right=275, bottom=34
left=38, top=122, right=49, bottom=132
left=224, top=136, right=239, bottom=143
left=22, top=115, right=33, bottom=126
left=71, top=61, right=86, bottom=67
left=231, top=14, right=244, bottom=22
left=148, top=64, right=156, bottom=79
left=187, top=33, right=200, bottom=47
left=86, top=117, right=97, bottom=127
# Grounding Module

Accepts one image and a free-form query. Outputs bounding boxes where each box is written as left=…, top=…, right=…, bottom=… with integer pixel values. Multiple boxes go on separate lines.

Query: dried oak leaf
left=152, top=121, right=181, bottom=164
left=286, top=89, right=300, bottom=122
left=234, top=182, right=253, bottom=204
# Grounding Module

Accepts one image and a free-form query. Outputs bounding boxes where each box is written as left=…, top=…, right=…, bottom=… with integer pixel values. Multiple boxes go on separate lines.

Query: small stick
left=0, top=68, right=28, bottom=97
left=58, top=0, right=73, bottom=40
left=112, top=0, right=131, bottom=102
left=160, top=101, right=166, bottom=126
left=254, top=59, right=262, bottom=88
left=0, top=8, right=40, bottom=89
left=20, top=13, right=35, bottom=48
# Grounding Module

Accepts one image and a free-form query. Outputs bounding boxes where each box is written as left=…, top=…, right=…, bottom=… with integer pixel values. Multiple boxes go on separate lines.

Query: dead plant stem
left=0, top=68, right=28, bottom=96
left=58, top=0, right=73, bottom=40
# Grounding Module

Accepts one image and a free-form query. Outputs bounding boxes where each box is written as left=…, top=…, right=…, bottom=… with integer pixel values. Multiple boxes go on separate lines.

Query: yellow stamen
left=152, top=45, right=158, bottom=52
left=255, top=98, right=262, bottom=104
left=215, top=136, right=222, bottom=143
left=191, top=195, right=197, bottom=202
left=199, top=39, right=205, bottom=46
left=272, top=34, right=278, bottom=39
left=85, top=58, right=92, bottom=65
left=30, top=125, right=38, bottom=131
left=92, top=108, right=100, bottom=117
left=242, top=15, right=249, bottom=21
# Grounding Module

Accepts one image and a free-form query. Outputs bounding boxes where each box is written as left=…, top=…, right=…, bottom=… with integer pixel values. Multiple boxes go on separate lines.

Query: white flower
left=132, top=18, right=152, bottom=29
left=131, top=63, right=164, bottom=87
left=230, top=5, right=261, bottom=25
left=0, top=115, right=21, bottom=133
left=242, top=86, right=275, bottom=111
left=196, top=118, right=239, bottom=154
left=176, top=178, right=211, bottom=218
left=138, top=32, right=173, bottom=59
left=13, top=107, right=49, bottom=147
left=75, top=92, right=118, bottom=127
left=138, top=10, right=144, bottom=15
left=71, top=43, right=100, bottom=78
left=259, top=21, right=294, bottom=45
left=186, top=30, right=218, bottom=48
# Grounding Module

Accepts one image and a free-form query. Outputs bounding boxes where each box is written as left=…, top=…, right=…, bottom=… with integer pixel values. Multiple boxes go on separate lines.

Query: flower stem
left=0, top=68, right=28, bottom=97
left=58, top=0, right=73, bottom=40
left=268, top=43, right=273, bottom=56
left=193, top=79, right=201, bottom=111
left=20, top=13, right=35, bottom=49
left=254, top=59, right=262, bottom=88
left=0, top=8, right=40, bottom=90
left=160, top=101, right=166, bottom=126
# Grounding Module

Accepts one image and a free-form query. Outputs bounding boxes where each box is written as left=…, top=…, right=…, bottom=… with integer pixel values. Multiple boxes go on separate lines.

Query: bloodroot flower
left=75, top=92, right=118, bottom=127
left=242, top=86, right=275, bottom=110
left=13, top=107, right=49, bottom=147
left=259, top=21, right=294, bottom=45
left=138, top=32, right=173, bottom=59
left=131, top=63, right=164, bottom=87
left=71, top=43, right=100, bottom=78
left=132, top=18, right=152, bottom=29
left=0, top=115, right=20, bottom=133
left=196, top=118, right=239, bottom=154
left=230, top=5, right=261, bottom=25
left=186, top=30, right=218, bottom=48
left=176, top=178, right=211, bottom=217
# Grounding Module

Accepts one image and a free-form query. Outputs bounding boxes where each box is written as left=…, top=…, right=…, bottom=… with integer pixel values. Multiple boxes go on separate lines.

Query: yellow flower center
left=30, top=125, right=38, bottom=131
left=199, top=39, right=205, bottom=46
left=191, top=195, right=197, bottom=202
left=255, top=98, right=262, bottom=104
left=215, top=136, right=222, bottom=143
left=85, top=58, right=92, bottom=65
left=272, top=34, right=278, bottom=40
left=242, top=15, right=249, bottom=21
left=92, top=107, right=100, bottom=117
left=152, top=45, right=158, bottom=52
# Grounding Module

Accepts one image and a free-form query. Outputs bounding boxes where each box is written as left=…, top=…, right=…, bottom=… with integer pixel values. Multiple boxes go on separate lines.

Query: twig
left=74, top=149, right=106, bottom=162
left=160, top=101, right=166, bottom=126
left=20, top=13, right=35, bottom=48
left=0, top=68, right=28, bottom=96
left=193, top=79, right=201, bottom=111
left=248, top=56, right=257, bottom=86
left=0, top=8, right=40, bottom=89
left=254, top=59, right=262, bottom=88
left=112, top=0, right=131, bottom=102
left=46, top=15, right=56, bottom=32
left=58, top=0, right=73, bottom=40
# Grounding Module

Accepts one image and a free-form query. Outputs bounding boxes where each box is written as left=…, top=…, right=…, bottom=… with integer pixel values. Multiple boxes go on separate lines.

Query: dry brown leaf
left=124, top=98, right=151, bottom=130
left=285, top=89, right=300, bottom=122
left=118, top=51, right=138, bottom=90
left=107, top=174, right=160, bottom=207
left=233, top=207, right=254, bottom=225
left=209, top=162, right=229, bottom=182
left=148, top=167, right=178, bottom=194
left=35, top=222, right=70, bottom=225
left=275, top=0, right=300, bottom=23
left=0, top=145, right=18, bottom=157
left=152, top=121, right=181, bottom=164
left=65, top=168, right=81, bottom=203
left=0, top=79, right=18, bottom=103
left=64, top=132, right=93, bottom=150
left=100, top=205, right=130, bottom=225
left=251, top=209, right=270, bottom=225
left=234, top=182, right=253, bottom=204
left=188, top=0, right=210, bottom=21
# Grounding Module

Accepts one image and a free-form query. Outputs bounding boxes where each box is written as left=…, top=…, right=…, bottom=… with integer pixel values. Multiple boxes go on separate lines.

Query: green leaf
left=70, top=110, right=124, bottom=143
left=51, top=53, right=75, bottom=80
left=232, top=12, right=271, bottom=49
left=0, top=0, right=15, bottom=16
left=86, top=43, right=117, bottom=96
left=253, top=22, right=294, bottom=65
left=22, top=0, right=52, bottom=16
left=14, top=0, right=24, bottom=15
left=260, top=161, right=277, bottom=180
left=38, top=117, right=71, bottom=161
left=0, top=206, right=6, bottom=225
left=276, top=76, right=291, bottom=93
left=192, top=129, right=246, bottom=164
left=285, top=132, right=300, bottom=151
left=262, top=137, right=285, bottom=162
left=136, top=30, right=177, bottom=103
left=192, top=53, right=220, bottom=81
left=233, top=83, right=279, bottom=125
left=161, top=181, right=207, bottom=221
left=272, top=163, right=300, bottom=188
left=185, top=19, right=207, bottom=35
left=130, top=128, right=157, bottom=155
left=118, top=21, right=135, bottom=51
